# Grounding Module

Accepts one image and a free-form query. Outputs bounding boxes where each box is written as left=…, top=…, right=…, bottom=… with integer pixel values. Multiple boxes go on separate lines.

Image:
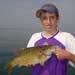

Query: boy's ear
left=57, top=16, right=59, bottom=20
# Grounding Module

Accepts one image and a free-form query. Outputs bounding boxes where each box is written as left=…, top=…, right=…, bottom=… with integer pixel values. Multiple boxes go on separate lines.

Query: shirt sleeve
left=26, top=34, right=35, bottom=48
left=66, top=33, right=75, bottom=55
left=27, top=32, right=42, bottom=48
left=65, top=33, right=75, bottom=68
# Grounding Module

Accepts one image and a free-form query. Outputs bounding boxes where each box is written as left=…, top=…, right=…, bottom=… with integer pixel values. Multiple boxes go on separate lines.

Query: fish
left=5, top=45, right=56, bottom=74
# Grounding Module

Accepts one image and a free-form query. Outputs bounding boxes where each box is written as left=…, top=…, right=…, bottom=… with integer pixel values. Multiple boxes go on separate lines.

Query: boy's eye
left=41, top=16, right=56, bottom=20
left=41, top=16, right=47, bottom=20
left=50, top=16, right=55, bottom=19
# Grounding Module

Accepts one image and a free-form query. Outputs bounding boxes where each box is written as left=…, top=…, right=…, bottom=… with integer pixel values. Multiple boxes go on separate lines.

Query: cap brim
left=36, top=9, right=48, bottom=18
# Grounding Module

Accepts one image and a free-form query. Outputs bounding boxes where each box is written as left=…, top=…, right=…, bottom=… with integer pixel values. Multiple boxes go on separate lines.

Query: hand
left=53, top=47, right=71, bottom=60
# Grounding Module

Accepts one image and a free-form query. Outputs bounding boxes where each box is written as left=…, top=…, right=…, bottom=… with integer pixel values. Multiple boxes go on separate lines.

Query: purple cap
left=36, top=4, right=59, bottom=18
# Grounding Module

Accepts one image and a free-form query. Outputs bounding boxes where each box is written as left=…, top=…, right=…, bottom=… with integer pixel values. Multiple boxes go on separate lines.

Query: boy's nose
left=47, top=18, right=51, bottom=24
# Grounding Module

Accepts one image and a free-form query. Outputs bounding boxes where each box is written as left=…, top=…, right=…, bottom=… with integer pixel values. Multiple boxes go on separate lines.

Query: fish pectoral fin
left=18, top=64, right=25, bottom=68
left=18, top=64, right=22, bottom=68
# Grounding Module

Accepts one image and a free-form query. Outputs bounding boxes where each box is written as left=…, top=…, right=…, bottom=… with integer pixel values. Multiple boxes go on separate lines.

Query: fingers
left=52, top=46, right=59, bottom=53
left=56, top=53, right=60, bottom=59
left=52, top=46, right=62, bottom=60
left=51, top=46, right=57, bottom=53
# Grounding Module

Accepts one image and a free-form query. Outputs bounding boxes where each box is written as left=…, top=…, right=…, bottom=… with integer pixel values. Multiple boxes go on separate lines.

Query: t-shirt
left=27, top=31, right=75, bottom=75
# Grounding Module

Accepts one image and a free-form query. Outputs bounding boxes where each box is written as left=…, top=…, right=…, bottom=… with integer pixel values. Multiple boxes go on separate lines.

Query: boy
left=27, top=4, right=75, bottom=75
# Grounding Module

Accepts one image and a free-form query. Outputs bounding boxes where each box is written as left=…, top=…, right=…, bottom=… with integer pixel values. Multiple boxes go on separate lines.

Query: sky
left=0, top=0, right=75, bottom=52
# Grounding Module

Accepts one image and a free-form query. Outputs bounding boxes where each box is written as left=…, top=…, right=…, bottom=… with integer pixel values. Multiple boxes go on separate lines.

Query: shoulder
left=27, top=32, right=42, bottom=47
left=31, top=32, right=42, bottom=39
left=60, top=32, right=75, bottom=40
left=54, top=31, right=75, bottom=46
left=55, top=31, right=74, bottom=39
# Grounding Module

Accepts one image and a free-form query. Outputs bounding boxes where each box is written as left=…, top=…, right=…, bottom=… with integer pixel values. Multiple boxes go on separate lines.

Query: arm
left=69, top=53, right=75, bottom=63
left=53, top=47, right=75, bottom=64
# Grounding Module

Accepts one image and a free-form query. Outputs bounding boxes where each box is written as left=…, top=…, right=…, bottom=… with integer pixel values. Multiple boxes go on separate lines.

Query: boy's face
left=40, top=12, right=59, bottom=32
